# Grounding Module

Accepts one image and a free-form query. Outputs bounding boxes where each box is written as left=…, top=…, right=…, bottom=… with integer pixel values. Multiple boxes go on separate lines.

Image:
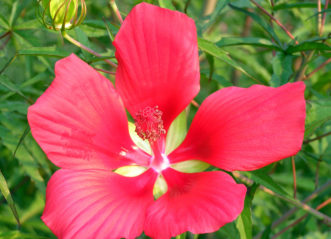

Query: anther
left=134, top=106, right=166, bottom=142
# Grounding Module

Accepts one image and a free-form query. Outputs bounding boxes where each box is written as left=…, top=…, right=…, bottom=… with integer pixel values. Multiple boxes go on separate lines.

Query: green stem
left=234, top=173, right=331, bottom=223
left=62, top=32, right=117, bottom=68
left=252, top=180, right=331, bottom=239
left=250, top=0, right=298, bottom=44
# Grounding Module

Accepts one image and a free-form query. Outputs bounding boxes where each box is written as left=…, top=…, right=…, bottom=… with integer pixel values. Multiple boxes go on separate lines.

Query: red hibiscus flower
left=27, top=3, right=306, bottom=239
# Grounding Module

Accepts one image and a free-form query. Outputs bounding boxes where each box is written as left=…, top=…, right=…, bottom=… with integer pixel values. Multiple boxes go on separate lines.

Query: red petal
left=169, top=82, right=306, bottom=171
left=113, top=3, right=200, bottom=130
left=28, top=54, right=149, bottom=170
left=42, top=169, right=157, bottom=239
left=144, top=168, right=246, bottom=238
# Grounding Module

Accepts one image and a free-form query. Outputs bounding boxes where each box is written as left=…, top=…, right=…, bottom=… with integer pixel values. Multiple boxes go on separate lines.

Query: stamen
left=135, top=106, right=166, bottom=142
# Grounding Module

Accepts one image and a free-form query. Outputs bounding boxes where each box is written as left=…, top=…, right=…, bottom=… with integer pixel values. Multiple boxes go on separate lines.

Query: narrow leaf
left=158, top=0, right=175, bottom=10
left=273, top=3, right=326, bottom=11
left=0, top=115, right=46, bottom=193
left=305, top=99, right=331, bottom=139
left=217, top=37, right=280, bottom=50
left=0, top=75, right=29, bottom=101
left=229, top=4, right=281, bottom=46
left=0, top=169, right=20, bottom=227
left=18, top=47, right=69, bottom=58
left=286, top=42, right=331, bottom=54
left=270, top=52, right=294, bottom=87
left=198, top=38, right=262, bottom=84
left=236, top=184, right=258, bottom=239
left=75, top=27, right=93, bottom=61
left=202, top=0, right=230, bottom=31
left=246, top=170, right=289, bottom=197
left=0, top=231, right=49, bottom=239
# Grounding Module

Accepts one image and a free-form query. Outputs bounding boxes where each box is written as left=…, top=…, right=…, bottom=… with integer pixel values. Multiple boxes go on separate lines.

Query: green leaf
left=212, top=74, right=232, bottom=87
left=0, top=75, right=29, bottom=101
left=13, top=19, right=40, bottom=30
left=79, top=23, right=108, bottom=37
left=229, top=4, right=281, bottom=46
left=18, top=47, right=69, bottom=58
left=0, top=231, right=49, bottom=239
left=0, top=101, right=28, bottom=114
left=306, top=9, right=331, bottom=21
left=0, top=115, right=45, bottom=193
left=202, top=0, right=230, bottom=31
left=75, top=27, right=92, bottom=61
left=20, top=72, right=49, bottom=88
left=305, top=99, right=331, bottom=139
left=175, top=232, right=187, bottom=239
left=198, top=38, right=262, bottom=84
left=270, top=52, right=294, bottom=87
left=158, top=0, right=175, bottom=10
left=286, top=42, right=331, bottom=54
left=217, top=221, right=240, bottom=239
left=261, top=225, right=272, bottom=239
left=0, top=14, right=10, bottom=29
left=217, top=37, right=281, bottom=50
left=165, top=110, right=187, bottom=154
left=273, top=3, right=326, bottom=11
left=246, top=170, right=289, bottom=197
left=9, top=0, right=30, bottom=27
left=103, top=19, right=115, bottom=42
left=236, top=184, right=258, bottom=239
left=19, top=193, right=44, bottom=224
left=205, top=53, right=214, bottom=81
left=0, top=169, right=20, bottom=227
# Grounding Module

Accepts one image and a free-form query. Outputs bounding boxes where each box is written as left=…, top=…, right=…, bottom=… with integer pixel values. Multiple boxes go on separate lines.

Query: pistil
left=134, top=106, right=169, bottom=172
left=134, top=106, right=166, bottom=142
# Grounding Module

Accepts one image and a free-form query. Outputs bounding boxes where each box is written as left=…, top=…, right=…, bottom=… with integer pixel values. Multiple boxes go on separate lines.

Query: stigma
left=134, top=106, right=166, bottom=142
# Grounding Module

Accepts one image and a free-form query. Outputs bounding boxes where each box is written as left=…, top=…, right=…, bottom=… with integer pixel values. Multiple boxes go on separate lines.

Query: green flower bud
left=38, top=0, right=86, bottom=30
left=50, top=0, right=77, bottom=26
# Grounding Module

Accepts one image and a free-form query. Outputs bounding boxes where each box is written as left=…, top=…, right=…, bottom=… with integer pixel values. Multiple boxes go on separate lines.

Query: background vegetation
left=0, top=0, right=330, bottom=238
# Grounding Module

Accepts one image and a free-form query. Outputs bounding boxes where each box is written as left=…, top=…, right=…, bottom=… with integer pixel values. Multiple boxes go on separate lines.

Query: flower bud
left=38, top=0, right=86, bottom=30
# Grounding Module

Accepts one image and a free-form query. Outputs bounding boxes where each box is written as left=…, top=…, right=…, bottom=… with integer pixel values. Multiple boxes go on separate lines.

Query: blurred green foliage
left=0, top=0, right=330, bottom=238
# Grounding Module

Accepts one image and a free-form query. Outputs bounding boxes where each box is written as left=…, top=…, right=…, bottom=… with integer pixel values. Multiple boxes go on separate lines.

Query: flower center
left=134, top=106, right=166, bottom=142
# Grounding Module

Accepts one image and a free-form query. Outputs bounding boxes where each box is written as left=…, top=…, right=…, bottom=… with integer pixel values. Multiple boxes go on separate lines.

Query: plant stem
left=250, top=0, right=298, bottom=44
left=62, top=32, right=117, bottom=68
left=318, top=0, right=322, bottom=36
left=320, top=0, right=329, bottom=35
left=253, top=180, right=331, bottom=239
left=203, top=0, right=217, bottom=16
left=0, top=31, right=11, bottom=40
left=110, top=0, right=123, bottom=24
left=94, top=67, right=116, bottom=75
left=234, top=173, right=331, bottom=224
left=0, top=55, right=17, bottom=75
left=302, top=58, right=331, bottom=81
left=191, top=99, right=200, bottom=107
left=295, top=50, right=314, bottom=81
left=304, top=131, right=331, bottom=144
left=272, top=197, right=331, bottom=238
